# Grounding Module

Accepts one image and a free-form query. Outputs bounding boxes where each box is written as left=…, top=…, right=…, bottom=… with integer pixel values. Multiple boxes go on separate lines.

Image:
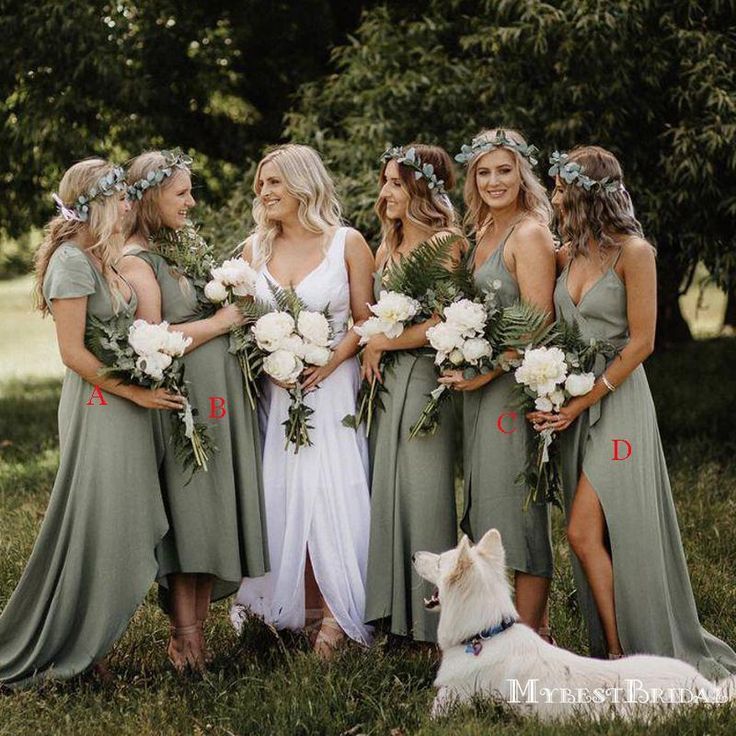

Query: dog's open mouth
left=424, top=588, right=440, bottom=610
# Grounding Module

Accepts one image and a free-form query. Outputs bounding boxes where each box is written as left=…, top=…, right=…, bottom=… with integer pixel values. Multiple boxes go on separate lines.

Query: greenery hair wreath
left=380, top=145, right=447, bottom=195
left=455, top=130, right=539, bottom=166
left=548, top=151, right=622, bottom=193
left=126, top=148, right=193, bottom=201
left=52, top=166, right=126, bottom=222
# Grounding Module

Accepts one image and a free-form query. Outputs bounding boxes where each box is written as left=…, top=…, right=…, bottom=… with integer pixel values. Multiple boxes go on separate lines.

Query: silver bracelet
left=601, top=373, right=616, bottom=392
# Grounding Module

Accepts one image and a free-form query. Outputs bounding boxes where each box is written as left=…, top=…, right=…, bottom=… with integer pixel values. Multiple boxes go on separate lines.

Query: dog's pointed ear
left=476, top=528, right=504, bottom=564
left=448, top=535, right=473, bottom=586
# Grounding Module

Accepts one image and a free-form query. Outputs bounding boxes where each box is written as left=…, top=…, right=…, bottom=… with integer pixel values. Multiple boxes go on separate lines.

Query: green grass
left=1, top=276, right=735, bottom=734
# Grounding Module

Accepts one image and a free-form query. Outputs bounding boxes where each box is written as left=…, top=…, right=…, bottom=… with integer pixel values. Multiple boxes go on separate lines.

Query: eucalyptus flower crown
left=380, top=145, right=447, bottom=196
left=52, top=166, right=126, bottom=222
left=126, top=148, right=193, bottom=201
left=455, top=130, right=540, bottom=166
left=548, top=151, right=622, bottom=193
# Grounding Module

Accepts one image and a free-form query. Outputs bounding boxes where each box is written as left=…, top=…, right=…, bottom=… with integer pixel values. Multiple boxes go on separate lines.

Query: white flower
left=160, top=329, right=191, bottom=357
left=549, top=389, right=566, bottom=411
left=277, top=333, right=306, bottom=359
left=354, top=316, right=395, bottom=345
left=128, top=319, right=169, bottom=356
left=211, top=258, right=258, bottom=297
left=263, top=349, right=303, bottom=384
left=461, top=337, right=492, bottom=364
left=180, top=399, right=194, bottom=438
left=534, top=396, right=554, bottom=412
left=443, top=299, right=487, bottom=337
left=302, top=342, right=331, bottom=367
left=297, top=310, right=331, bottom=347
left=514, top=346, right=568, bottom=396
left=204, top=279, right=228, bottom=303
left=426, top=322, right=464, bottom=354
left=565, top=372, right=596, bottom=397
left=135, top=351, right=172, bottom=381
left=253, top=312, right=296, bottom=351
left=448, top=348, right=465, bottom=365
left=370, top=290, right=421, bottom=325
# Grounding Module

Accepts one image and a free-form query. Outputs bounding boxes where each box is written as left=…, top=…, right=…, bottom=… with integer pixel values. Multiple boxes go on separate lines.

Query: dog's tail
left=717, top=674, right=736, bottom=702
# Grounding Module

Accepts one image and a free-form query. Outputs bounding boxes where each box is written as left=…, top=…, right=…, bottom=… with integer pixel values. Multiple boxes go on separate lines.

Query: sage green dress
left=461, top=231, right=553, bottom=578
left=365, top=266, right=458, bottom=643
left=0, top=243, right=169, bottom=687
left=555, top=257, right=736, bottom=679
left=127, top=248, right=268, bottom=606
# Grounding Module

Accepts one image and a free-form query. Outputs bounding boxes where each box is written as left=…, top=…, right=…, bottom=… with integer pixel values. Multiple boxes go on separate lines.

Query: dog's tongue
left=424, top=588, right=440, bottom=610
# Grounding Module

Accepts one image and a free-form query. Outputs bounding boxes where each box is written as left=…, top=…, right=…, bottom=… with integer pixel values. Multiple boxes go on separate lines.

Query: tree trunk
left=724, top=282, right=736, bottom=328
left=655, top=257, right=692, bottom=347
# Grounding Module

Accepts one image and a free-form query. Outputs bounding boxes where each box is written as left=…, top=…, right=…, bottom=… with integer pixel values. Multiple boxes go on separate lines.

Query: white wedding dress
left=230, top=227, right=373, bottom=645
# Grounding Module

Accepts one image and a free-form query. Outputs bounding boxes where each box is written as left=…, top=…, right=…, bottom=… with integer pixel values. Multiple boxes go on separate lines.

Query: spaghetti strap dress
left=0, top=243, right=168, bottom=687
left=555, top=253, right=736, bottom=679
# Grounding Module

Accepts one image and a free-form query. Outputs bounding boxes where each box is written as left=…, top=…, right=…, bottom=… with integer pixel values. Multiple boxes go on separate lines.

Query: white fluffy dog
left=413, top=530, right=736, bottom=721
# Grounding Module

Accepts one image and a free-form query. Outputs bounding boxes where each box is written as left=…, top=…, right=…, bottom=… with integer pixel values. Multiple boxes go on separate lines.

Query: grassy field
left=1, top=274, right=735, bottom=735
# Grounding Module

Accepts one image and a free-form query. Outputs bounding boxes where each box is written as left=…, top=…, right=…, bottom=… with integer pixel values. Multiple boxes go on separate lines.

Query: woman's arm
left=534, top=238, right=656, bottom=432
left=301, top=228, right=375, bottom=391
left=117, top=254, right=243, bottom=353
left=51, top=297, right=185, bottom=410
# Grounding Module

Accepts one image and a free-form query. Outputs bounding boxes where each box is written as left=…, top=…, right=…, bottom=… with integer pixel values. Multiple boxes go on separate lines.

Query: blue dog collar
left=464, top=617, right=516, bottom=656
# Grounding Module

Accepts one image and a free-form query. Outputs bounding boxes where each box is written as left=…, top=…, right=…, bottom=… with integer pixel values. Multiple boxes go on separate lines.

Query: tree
left=284, top=0, right=736, bottom=343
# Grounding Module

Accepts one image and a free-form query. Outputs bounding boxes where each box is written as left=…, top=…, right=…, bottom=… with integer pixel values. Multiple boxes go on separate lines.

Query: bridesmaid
left=531, top=145, right=736, bottom=678
left=118, top=150, right=269, bottom=672
left=439, top=129, right=556, bottom=634
left=0, top=159, right=183, bottom=687
left=363, top=143, right=463, bottom=644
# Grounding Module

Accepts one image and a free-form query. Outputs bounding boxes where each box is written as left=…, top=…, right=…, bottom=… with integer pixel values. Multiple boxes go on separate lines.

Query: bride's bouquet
left=203, top=256, right=262, bottom=409
left=343, top=234, right=467, bottom=434
left=86, top=316, right=216, bottom=477
left=252, top=284, right=333, bottom=452
left=514, top=318, right=618, bottom=508
left=410, top=289, right=550, bottom=438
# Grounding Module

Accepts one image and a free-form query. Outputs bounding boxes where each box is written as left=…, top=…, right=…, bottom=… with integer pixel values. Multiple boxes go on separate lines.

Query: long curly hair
left=463, top=128, right=552, bottom=237
left=34, top=158, right=125, bottom=316
left=375, top=143, right=460, bottom=255
left=557, top=145, right=645, bottom=259
left=249, top=144, right=343, bottom=267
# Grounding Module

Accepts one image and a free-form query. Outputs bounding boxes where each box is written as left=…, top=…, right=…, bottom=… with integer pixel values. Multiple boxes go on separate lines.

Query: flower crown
left=126, top=148, right=193, bottom=201
left=52, top=166, right=126, bottom=222
left=548, top=151, right=622, bottom=193
left=380, top=145, right=447, bottom=195
left=455, top=130, right=539, bottom=166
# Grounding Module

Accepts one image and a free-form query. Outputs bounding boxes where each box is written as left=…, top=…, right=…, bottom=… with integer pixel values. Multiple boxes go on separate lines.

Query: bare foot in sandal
left=313, top=616, right=346, bottom=660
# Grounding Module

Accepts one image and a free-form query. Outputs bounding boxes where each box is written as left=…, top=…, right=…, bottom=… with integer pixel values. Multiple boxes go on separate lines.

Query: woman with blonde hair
left=362, top=143, right=464, bottom=644
left=230, top=144, right=375, bottom=657
left=0, top=159, right=183, bottom=687
left=440, top=128, right=557, bottom=637
left=530, top=145, right=736, bottom=677
left=118, top=149, right=268, bottom=673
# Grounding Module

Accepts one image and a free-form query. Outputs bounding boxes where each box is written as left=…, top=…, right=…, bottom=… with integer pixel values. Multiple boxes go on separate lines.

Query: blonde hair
left=124, top=150, right=190, bottom=241
left=558, top=145, right=645, bottom=259
left=463, top=128, right=552, bottom=236
left=250, top=144, right=343, bottom=266
left=34, top=158, right=124, bottom=316
left=375, top=143, right=460, bottom=256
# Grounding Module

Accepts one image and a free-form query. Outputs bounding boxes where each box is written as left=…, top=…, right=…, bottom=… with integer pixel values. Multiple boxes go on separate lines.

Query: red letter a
left=86, top=385, right=107, bottom=406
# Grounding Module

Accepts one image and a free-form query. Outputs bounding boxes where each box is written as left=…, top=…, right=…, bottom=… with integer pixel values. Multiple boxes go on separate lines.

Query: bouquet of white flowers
left=514, top=318, right=618, bottom=508
left=252, top=286, right=333, bottom=452
left=410, top=288, right=549, bottom=438
left=203, top=256, right=263, bottom=410
left=86, top=315, right=216, bottom=477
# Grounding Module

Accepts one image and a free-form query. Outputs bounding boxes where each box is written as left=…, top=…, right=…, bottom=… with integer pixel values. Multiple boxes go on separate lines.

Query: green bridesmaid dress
left=365, top=266, right=458, bottom=643
left=127, top=248, right=268, bottom=605
left=555, top=254, right=736, bottom=680
left=461, top=229, right=553, bottom=578
left=0, top=243, right=169, bottom=687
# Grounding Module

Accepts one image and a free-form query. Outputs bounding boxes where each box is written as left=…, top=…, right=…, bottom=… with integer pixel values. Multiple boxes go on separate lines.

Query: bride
left=230, top=144, right=375, bottom=656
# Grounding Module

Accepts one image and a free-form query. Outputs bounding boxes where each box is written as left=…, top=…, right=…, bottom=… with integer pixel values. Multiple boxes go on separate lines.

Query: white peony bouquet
left=86, top=315, right=216, bottom=477
left=410, top=289, right=550, bottom=438
left=513, top=318, right=618, bottom=508
left=252, top=286, right=333, bottom=452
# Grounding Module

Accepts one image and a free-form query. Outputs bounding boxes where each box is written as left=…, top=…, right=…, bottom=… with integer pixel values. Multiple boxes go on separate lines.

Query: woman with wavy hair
left=0, top=159, right=183, bottom=687
left=531, top=145, right=736, bottom=677
left=230, top=144, right=375, bottom=657
left=440, top=128, right=557, bottom=638
left=363, top=143, right=464, bottom=644
left=119, top=149, right=269, bottom=673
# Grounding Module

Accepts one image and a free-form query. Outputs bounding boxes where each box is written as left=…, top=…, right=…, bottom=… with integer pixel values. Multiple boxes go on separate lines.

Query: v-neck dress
left=364, top=261, right=458, bottom=643
left=461, top=229, right=553, bottom=578
left=555, top=257, right=736, bottom=679
left=0, top=243, right=169, bottom=687
left=127, top=246, right=269, bottom=608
